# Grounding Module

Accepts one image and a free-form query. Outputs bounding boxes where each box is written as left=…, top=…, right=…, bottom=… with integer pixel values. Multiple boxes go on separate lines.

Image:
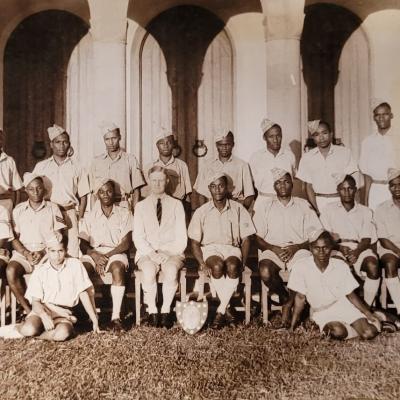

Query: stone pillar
left=261, top=0, right=305, bottom=161
left=88, top=0, right=129, bottom=150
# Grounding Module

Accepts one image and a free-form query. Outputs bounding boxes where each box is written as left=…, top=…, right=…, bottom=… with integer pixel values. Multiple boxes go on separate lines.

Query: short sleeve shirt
left=0, top=204, right=14, bottom=241
left=297, top=145, right=358, bottom=194
left=25, top=257, right=93, bottom=307
left=253, top=197, right=322, bottom=246
left=249, top=147, right=296, bottom=194
left=12, top=200, right=66, bottom=251
left=79, top=203, right=133, bottom=250
left=288, top=255, right=359, bottom=310
left=0, top=152, right=23, bottom=193
left=188, top=199, right=256, bottom=247
left=33, top=156, right=90, bottom=207
left=194, top=156, right=255, bottom=200
left=375, top=199, right=400, bottom=247
left=320, top=202, right=377, bottom=243
left=89, top=150, right=145, bottom=197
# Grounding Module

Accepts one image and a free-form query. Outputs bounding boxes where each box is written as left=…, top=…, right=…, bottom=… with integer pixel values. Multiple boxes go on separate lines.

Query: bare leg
left=6, top=261, right=31, bottom=314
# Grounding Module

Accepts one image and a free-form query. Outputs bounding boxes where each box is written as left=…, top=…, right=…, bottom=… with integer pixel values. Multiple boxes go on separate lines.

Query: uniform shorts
left=9, top=251, right=47, bottom=274
left=259, top=249, right=311, bottom=271
left=201, top=244, right=242, bottom=262
left=332, top=248, right=377, bottom=276
left=27, top=303, right=77, bottom=327
left=81, top=253, right=129, bottom=272
left=311, top=296, right=365, bottom=331
left=377, top=242, right=400, bottom=259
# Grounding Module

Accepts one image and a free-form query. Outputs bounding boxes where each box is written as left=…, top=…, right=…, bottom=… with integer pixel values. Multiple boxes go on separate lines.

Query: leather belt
left=315, top=193, right=339, bottom=198
left=338, top=239, right=359, bottom=244
left=372, top=179, right=388, bottom=185
left=59, top=204, right=76, bottom=212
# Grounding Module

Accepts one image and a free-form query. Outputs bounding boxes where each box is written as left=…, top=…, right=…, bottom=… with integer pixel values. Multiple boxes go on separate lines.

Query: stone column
left=261, top=0, right=305, bottom=161
left=88, top=0, right=129, bottom=150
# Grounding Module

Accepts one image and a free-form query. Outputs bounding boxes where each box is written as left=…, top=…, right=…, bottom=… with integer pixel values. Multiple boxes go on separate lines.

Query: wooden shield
left=176, top=300, right=208, bottom=334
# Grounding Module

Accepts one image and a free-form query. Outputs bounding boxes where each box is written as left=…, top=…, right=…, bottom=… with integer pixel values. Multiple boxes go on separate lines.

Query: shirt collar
left=102, top=150, right=123, bottom=160
left=94, top=201, right=117, bottom=218
left=337, top=201, right=360, bottom=213
left=156, top=155, right=175, bottom=166
left=214, top=155, right=233, bottom=163
left=50, top=155, right=72, bottom=165
left=0, top=151, right=8, bottom=161
left=26, top=199, right=47, bottom=211
left=208, top=198, right=231, bottom=213
left=276, top=196, right=294, bottom=208
left=46, top=259, right=67, bottom=272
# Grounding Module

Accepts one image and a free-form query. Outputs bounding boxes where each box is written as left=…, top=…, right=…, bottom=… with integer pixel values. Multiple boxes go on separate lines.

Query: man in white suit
left=133, top=166, right=187, bottom=328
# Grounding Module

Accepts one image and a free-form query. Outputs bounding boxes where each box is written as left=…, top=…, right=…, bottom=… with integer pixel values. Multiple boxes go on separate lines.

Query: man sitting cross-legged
left=289, top=230, right=381, bottom=340
left=6, top=173, right=66, bottom=316
left=320, top=174, right=380, bottom=307
left=188, top=172, right=256, bottom=329
left=19, top=234, right=100, bottom=341
left=79, top=179, right=133, bottom=332
left=253, top=168, right=322, bottom=327
left=133, top=166, right=187, bottom=328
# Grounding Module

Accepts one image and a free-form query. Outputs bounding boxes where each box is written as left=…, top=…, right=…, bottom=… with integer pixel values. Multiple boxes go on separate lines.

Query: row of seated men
left=0, top=162, right=399, bottom=341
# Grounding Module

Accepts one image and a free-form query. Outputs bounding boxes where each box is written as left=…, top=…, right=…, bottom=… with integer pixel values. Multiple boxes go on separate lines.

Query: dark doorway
left=4, top=10, right=88, bottom=174
left=147, top=6, right=225, bottom=181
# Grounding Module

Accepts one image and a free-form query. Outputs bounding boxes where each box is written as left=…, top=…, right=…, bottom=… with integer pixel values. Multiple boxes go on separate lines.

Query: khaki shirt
left=188, top=199, right=256, bottom=247
left=133, top=194, right=187, bottom=260
left=0, top=152, right=23, bottom=194
left=12, top=200, right=66, bottom=251
left=33, top=156, right=90, bottom=207
left=79, top=202, right=133, bottom=250
left=25, top=257, right=92, bottom=307
left=194, top=156, right=255, bottom=200
left=89, top=150, right=145, bottom=197
left=253, top=197, right=321, bottom=246
left=297, top=145, right=358, bottom=194
left=249, top=147, right=296, bottom=194
left=320, top=202, right=377, bottom=243
left=0, top=204, right=14, bottom=241
left=142, top=156, right=192, bottom=200
left=375, top=199, right=400, bottom=247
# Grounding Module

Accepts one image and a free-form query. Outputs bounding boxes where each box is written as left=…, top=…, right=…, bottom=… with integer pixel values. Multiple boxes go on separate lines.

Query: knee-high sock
left=385, top=277, right=400, bottom=314
left=161, top=281, right=178, bottom=314
left=142, top=280, right=158, bottom=315
left=211, top=276, right=239, bottom=314
left=110, top=285, right=125, bottom=320
left=363, top=277, right=380, bottom=306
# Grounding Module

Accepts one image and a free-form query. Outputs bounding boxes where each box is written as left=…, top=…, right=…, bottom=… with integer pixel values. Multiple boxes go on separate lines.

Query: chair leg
left=135, top=271, right=142, bottom=326
left=0, top=280, right=5, bottom=327
left=243, top=269, right=251, bottom=324
left=197, top=271, right=205, bottom=301
left=380, top=277, right=387, bottom=309
left=261, top=281, right=269, bottom=324
left=180, top=268, right=187, bottom=302
left=11, top=290, right=17, bottom=325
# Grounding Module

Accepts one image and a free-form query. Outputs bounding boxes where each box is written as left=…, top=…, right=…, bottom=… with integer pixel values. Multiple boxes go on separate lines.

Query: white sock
left=161, top=281, right=178, bottom=314
left=385, top=277, right=400, bottom=314
left=142, top=281, right=158, bottom=314
left=363, top=277, right=380, bottom=306
left=211, top=276, right=239, bottom=314
left=110, top=285, right=125, bottom=321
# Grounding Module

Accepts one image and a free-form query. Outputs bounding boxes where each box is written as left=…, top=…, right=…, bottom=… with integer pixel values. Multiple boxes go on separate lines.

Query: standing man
left=253, top=168, right=321, bottom=326
left=6, top=173, right=66, bottom=315
left=79, top=179, right=133, bottom=331
left=133, top=166, right=187, bottom=328
left=0, top=128, right=23, bottom=214
left=194, top=130, right=254, bottom=210
left=33, top=124, right=90, bottom=257
left=375, top=168, right=400, bottom=316
left=320, top=174, right=380, bottom=306
left=297, top=120, right=358, bottom=214
left=89, top=121, right=145, bottom=212
left=189, top=172, right=255, bottom=329
left=249, top=118, right=296, bottom=212
left=359, top=102, right=400, bottom=210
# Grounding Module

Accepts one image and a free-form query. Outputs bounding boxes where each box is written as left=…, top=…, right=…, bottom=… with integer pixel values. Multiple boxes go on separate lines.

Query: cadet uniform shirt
left=253, top=197, right=322, bottom=246
left=297, top=145, right=358, bottom=194
left=0, top=151, right=23, bottom=194
left=25, top=257, right=93, bottom=307
left=133, top=194, right=187, bottom=260
left=33, top=156, right=90, bottom=207
left=12, top=200, right=66, bottom=251
left=188, top=199, right=256, bottom=247
left=194, top=156, right=255, bottom=200
left=89, top=150, right=145, bottom=197
left=375, top=199, right=400, bottom=248
left=79, top=202, right=133, bottom=251
left=249, top=147, right=296, bottom=195
left=143, top=156, right=192, bottom=200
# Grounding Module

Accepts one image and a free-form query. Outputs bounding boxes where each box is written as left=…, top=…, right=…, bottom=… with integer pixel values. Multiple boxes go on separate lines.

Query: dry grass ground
left=0, top=319, right=399, bottom=400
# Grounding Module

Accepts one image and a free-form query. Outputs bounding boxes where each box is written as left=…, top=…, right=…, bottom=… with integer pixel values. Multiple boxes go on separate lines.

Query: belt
left=0, top=193, right=13, bottom=200
left=372, top=179, right=388, bottom=185
left=59, top=204, right=76, bottom=212
left=338, top=239, right=359, bottom=244
left=315, top=193, right=339, bottom=198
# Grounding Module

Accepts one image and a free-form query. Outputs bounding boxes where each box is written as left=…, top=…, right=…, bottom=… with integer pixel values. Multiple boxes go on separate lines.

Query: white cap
left=99, top=121, right=119, bottom=136
left=93, top=178, right=114, bottom=194
left=260, top=118, right=276, bottom=134
left=47, top=124, right=66, bottom=141
left=208, top=171, right=227, bottom=186
left=23, top=172, right=43, bottom=188
left=45, top=232, right=63, bottom=248
left=154, top=127, right=174, bottom=144
left=332, top=173, right=347, bottom=187
left=307, top=120, right=320, bottom=135
left=214, top=128, right=234, bottom=143
left=271, top=167, right=291, bottom=182
left=388, top=168, right=400, bottom=183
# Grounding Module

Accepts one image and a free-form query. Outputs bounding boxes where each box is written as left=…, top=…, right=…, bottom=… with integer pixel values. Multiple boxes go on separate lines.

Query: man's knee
left=20, top=321, right=42, bottom=337
left=363, top=257, right=380, bottom=280
left=206, top=256, right=224, bottom=279
left=382, top=255, right=399, bottom=278
left=323, top=322, right=348, bottom=340
left=359, top=324, right=379, bottom=340
left=225, top=257, right=242, bottom=279
left=139, top=261, right=158, bottom=285
left=52, top=324, right=73, bottom=342
left=109, top=262, right=126, bottom=285
left=259, top=260, right=279, bottom=283
left=6, top=262, right=24, bottom=282
left=162, top=262, right=179, bottom=284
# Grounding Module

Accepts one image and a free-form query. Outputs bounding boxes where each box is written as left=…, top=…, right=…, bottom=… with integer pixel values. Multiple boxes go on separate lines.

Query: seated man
left=0, top=204, right=14, bottom=278
left=288, top=230, right=381, bottom=340
left=79, top=179, right=133, bottom=331
left=194, top=130, right=254, bottom=209
left=20, top=234, right=99, bottom=341
left=320, top=174, right=380, bottom=306
left=375, top=168, right=400, bottom=315
left=6, top=173, right=66, bottom=315
left=188, top=172, right=255, bottom=329
left=133, top=166, right=187, bottom=328
left=253, top=168, right=322, bottom=326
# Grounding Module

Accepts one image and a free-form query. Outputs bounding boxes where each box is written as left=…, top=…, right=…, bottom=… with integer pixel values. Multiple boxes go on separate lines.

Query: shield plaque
left=176, top=300, right=208, bottom=334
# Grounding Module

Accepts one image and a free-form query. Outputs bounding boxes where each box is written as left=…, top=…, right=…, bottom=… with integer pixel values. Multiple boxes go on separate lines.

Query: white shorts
left=332, top=248, right=377, bottom=276
left=377, top=242, right=399, bottom=259
left=259, top=249, right=311, bottom=271
left=311, top=297, right=366, bottom=331
left=28, top=303, right=76, bottom=326
left=81, top=253, right=129, bottom=272
left=201, top=244, right=242, bottom=262
left=9, top=251, right=47, bottom=274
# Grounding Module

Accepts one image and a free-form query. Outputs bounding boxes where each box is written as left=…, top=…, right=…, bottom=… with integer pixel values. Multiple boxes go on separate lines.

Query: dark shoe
left=160, top=313, right=173, bottom=329
left=211, top=312, right=225, bottom=330
left=108, top=319, right=126, bottom=332
left=225, top=307, right=239, bottom=326
left=148, top=313, right=159, bottom=327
